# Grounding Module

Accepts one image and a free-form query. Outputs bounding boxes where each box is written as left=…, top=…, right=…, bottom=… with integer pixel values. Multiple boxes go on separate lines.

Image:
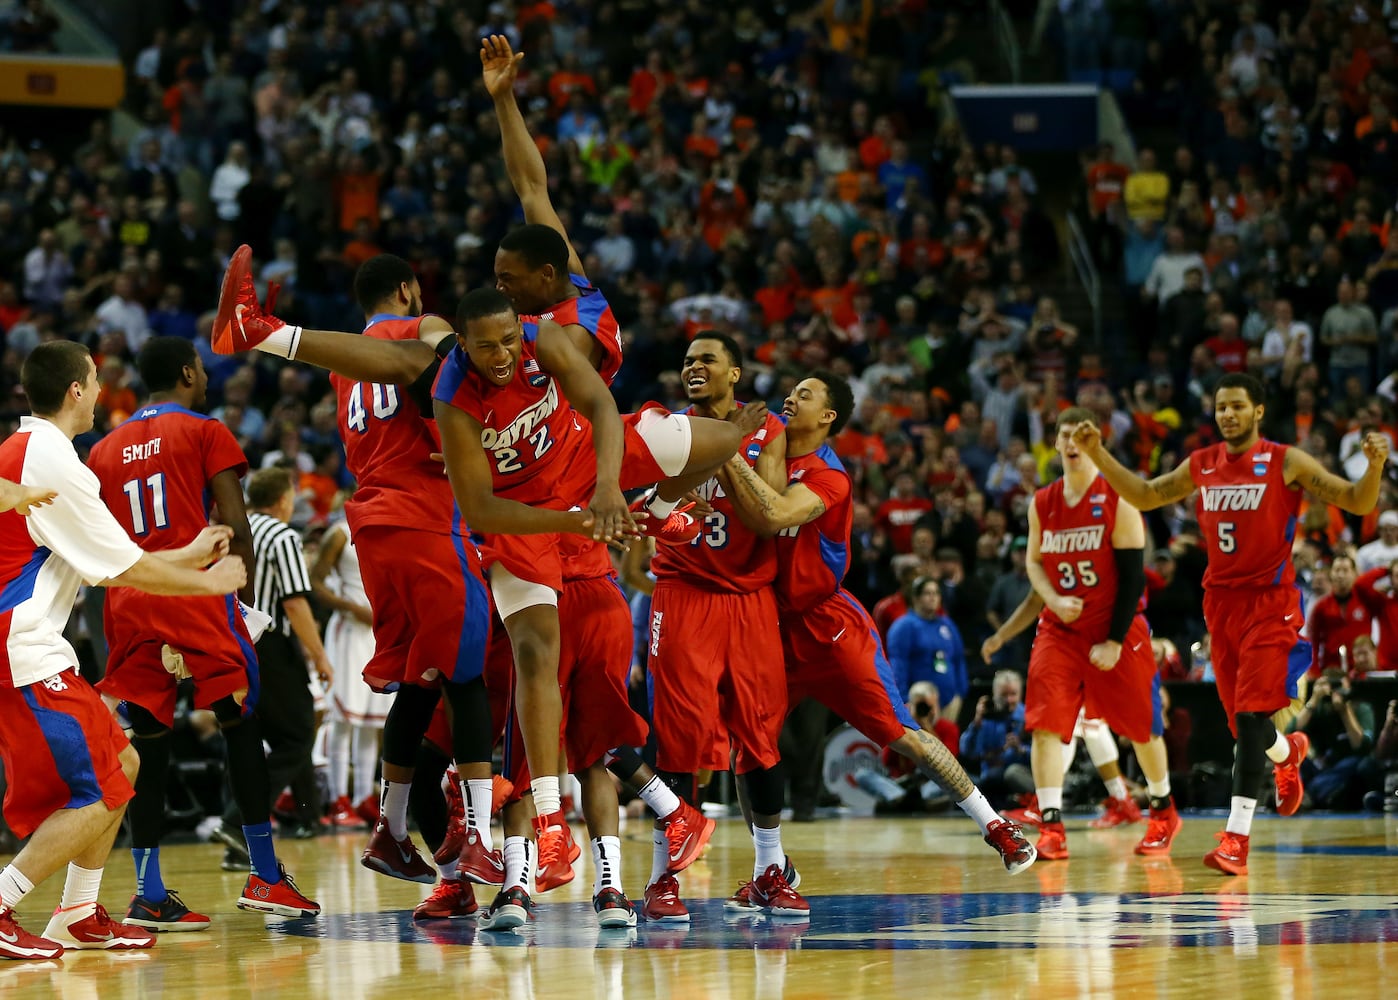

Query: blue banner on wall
left=950, top=85, right=1099, bottom=152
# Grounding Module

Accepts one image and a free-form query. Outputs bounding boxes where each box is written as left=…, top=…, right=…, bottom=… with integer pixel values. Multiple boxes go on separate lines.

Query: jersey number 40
left=346, top=383, right=401, bottom=433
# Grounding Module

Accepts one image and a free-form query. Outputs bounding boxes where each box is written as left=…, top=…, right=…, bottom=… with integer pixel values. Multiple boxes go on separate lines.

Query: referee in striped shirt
left=224, top=467, right=333, bottom=840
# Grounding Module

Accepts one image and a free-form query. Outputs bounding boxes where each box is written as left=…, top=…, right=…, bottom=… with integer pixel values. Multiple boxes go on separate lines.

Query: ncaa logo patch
left=1254, top=464, right=1267, bottom=476
left=1091, top=506, right=1103, bottom=518
left=523, top=358, right=548, bottom=388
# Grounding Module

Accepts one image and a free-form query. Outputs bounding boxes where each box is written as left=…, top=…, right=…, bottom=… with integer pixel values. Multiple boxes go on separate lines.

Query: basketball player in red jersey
left=433, top=288, right=742, bottom=875
left=1009, top=407, right=1180, bottom=861
left=1074, top=372, right=1390, bottom=874
left=90, top=338, right=319, bottom=924
left=719, top=372, right=1037, bottom=881
left=641, top=332, right=794, bottom=921
left=212, top=251, right=501, bottom=903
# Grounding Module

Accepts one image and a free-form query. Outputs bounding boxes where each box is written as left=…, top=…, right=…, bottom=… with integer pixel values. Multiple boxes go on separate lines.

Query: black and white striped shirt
left=248, top=511, right=312, bottom=637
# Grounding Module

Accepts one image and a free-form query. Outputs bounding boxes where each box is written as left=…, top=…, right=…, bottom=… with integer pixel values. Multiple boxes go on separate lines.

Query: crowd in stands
left=0, top=0, right=1396, bottom=817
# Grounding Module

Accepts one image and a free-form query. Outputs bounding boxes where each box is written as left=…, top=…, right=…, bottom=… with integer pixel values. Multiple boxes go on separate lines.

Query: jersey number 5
left=1057, top=560, right=1099, bottom=590
left=1217, top=521, right=1236, bottom=553
left=346, top=383, right=400, bottom=433
left=123, top=474, right=169, bottom=536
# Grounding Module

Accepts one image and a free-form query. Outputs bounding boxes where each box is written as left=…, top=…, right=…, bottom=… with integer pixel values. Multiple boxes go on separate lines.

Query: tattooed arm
left=1071, top=420, right=1197, bottom=511
left=1285, top=434, right=1391, bottom=514
left=717, top=453, right=826, bottom=537
left=891, top=728, right=975, bottom=800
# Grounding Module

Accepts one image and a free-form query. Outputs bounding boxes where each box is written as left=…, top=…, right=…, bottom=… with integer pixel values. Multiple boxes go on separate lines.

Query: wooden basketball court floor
left=2, top=813, right=1395, bottom=999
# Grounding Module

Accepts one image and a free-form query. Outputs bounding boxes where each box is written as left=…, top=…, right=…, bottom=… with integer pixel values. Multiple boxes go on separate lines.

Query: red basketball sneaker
left=355, top=794, right=381, bottom=827
left=984, top=817, right=1038, bottom=874
left=42, top=904, right=155, bottom=950
left=1088, top=795, right=1143, bottom=829
left=1036, top=821, right=1070, bottom=861
left=1134, top=803, right=1184, bottom=856
left=629, top=495, right=701, bottom=544
left=361, top=821, right=436, bottom=884
left=533, top=812, right=580, bottom=892
left=1273, top=732, right=1309, bottom=816
left=124, top=891, right=211, bottom=932
left=0, top=907, right=62, bottom=960
left=433, top=818, right=464, bottom=868
left=750, top=864, right=809, bottom=918
left=641, top=875, right=689, bottom=923
left=724, top=856, right=801, bottom=913
left=491, top=775, right=514, bottom=814
left=213, top=245, right=294, bottom=355
left=1203, top=831, right=1249, bottom=876
left=1003, top=793, right=1043, bottom=829
left=413, top=879, right=478, bottom=921
left=456, top=829, right=506, bottom=886
left=329, top=795, right=363, bottom=830
left=236, top=866, right=321, bottom=917
left=661, top=800, right=715, bottom=874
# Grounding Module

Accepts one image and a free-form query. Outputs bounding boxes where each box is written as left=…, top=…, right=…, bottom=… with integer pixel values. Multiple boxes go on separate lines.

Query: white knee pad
left=1060, top=738, right=1078, bottom=773
left=490, top=564, right=559, bottom=620
left=635, top=407, right=692, bottom=478
left=1082, top=718, right=1120, bottom=766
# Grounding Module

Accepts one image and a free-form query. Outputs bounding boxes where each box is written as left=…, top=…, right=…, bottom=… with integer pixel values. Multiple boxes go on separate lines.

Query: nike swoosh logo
left=1131, top=642, right=1142, bottom=651
left=1201, top=468, right=1215, bottom=474
left=484, top=410, right=494, bottom=423
left=832, top=628, right=846, bottom=642
left=234, top=302, right=248, bottom=338
left=1284, top=614, right=1295, bottom=621
left=0, top=930, right=18, bottom=943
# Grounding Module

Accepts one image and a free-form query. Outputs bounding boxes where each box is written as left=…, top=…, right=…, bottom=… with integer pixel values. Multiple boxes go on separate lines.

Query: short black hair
left=498, top=223, right=570, bottom=275
left=1215, top=372, right=1266, bottom=406
left=810, top=369, right=855, bottom=435
left=456, top=287, right=515, bottom=331
left=137, top=336, right=198, bottom=394
left=22, top=340, right=92, bottom=415
left=689, top=330, right=743, bottom=368
left=353, top=254, right=416, bottom=314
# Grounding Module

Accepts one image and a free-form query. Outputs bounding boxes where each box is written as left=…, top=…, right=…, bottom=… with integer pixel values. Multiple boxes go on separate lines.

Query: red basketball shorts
left=355, top=525, right=490, bottom=693
left=1204, top=586, right=1304, bottom=722
left=99, top=590, right=259, bottom=727
left=502, top=575, right=647, bottom=792
left=778, top=591, right=914, bottom=753
left=0, top=669, right=134, bottom=838
left=648, top=580, right=786, bottom=775
left=482, top=405, right=690, bottom=594
left=1025, top=615, right=1162, bottom=745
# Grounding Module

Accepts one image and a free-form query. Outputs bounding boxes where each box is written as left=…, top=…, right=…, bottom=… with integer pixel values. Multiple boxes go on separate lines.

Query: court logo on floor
left=273, top=892, right=1398, bottom=951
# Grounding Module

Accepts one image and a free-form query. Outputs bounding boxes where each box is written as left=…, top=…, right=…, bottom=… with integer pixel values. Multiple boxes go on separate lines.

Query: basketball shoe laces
left=537, top=824, right=567, bottom=872
left=1213, top=830, right=1246, bottom=859
left=1274, top=757, right=1300, bottom=806
left=664, top=809, right=693, bottom=862
left=1141, top=812, right=1172, bottom=846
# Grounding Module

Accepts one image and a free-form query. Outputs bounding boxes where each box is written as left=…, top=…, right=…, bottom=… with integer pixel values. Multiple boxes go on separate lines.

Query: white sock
left=503, top=835, right=533, bottom=892
left=592, top=836, right=623, bottom=894
left=646, top=495, right=678, bottom=519
left=60, top=863, right=103, bottom=910
left=638, top=775, right=682, bottom=820
left=381, top=779, right=411, bottom=839
left=1265, top=731, right=1292, bottom=763
left=753, top=824, right=784, bottom=880
left=464, top=779, right=494, bottom=850
left=648, top=828, right=669, bottom=888
left=438, top=859, right=460, bottom=882
left=351, top=726, right=380, bottom=805
left=1037, top=786, right=1063, bottom=813
left=1059, top=740, right=1077, bottom=772
left=956, top=787, right=1000, bottom=834
left=532, top=775, right=561, bottom=819
left=1225, top=795, right=1257, bottom=835
left=1147, top=777, right=1172, bottom=800
left=0, top=865, right=34, bottom=910
left=1105, top=775, right=1129, bottom=801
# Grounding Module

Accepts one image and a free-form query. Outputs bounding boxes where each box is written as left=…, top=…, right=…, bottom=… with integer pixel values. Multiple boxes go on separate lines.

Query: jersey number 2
left=123, top=474, right=168, bottom=536
left=346, top=383, right=400, bottom=433
left=494, top=426, right=553, bottom=474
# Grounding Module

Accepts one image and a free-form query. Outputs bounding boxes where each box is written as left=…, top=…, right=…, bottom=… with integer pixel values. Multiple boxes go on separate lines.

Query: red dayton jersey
left=330, top=314, right=457, bottom=535
left=651, top=405, right=784, bottom=594
left=773, top=443, right=854, bottom=613
left=521, top=274, right=623, bottom=387
left=431, top=322, right=593, bottom=509
left=1033, top=474, right=1140, bottom=637
left=1189, top=439, right=1302, bottom=590
left=88, top=402, right=248, bottom=551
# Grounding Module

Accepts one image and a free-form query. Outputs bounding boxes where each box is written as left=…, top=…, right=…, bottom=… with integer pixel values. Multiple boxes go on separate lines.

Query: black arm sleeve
left=405, top=345, right=452, bottom=419
left=1108, top=547, right=1145, bottom=644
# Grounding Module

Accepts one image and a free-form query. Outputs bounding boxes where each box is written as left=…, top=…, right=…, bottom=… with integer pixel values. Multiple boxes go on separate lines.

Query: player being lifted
left=982, top=408, right=1181, bottom=861
left=1074, top=373, right=1389, bottom=874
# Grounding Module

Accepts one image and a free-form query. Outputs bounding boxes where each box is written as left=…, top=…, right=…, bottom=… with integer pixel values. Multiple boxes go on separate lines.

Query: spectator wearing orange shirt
left=696, top=176, right=748, bottom=251
left=547, top=54, right=596, bottom=113
left=334, top=153, right=380, bottom=234
left=628, top=50, right=671, bottom=115
left=859, top=116, right=896, bottom=171
left=341, top=218, right=384, bottom=270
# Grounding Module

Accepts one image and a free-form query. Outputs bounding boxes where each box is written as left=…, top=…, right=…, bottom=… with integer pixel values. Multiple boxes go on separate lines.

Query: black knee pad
left=442, top=676, right=492, bottom=765
left=1233, top=712, right=1275, bottom=798
left=742, top=762, right=786, bottom=818
left=124, top=701, right=171, bottom=739
left=383, top=683, right=442, bottom=768
left=605, top=745, right=646, bottom=787
left=211, top=695, right=246, bottom=727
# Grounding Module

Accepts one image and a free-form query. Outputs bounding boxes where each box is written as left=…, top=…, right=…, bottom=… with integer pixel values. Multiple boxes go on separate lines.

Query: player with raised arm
left=1, top=341, right=247, bottom=960
left=980, top=407, right=1180, bottom=861
left=432, top=288, right=742, bottom=879
left=1073, top=372, right=1390, bottom=874
left=718, top=372, right=1037, bottom=880
left=90, top=337, right=319, bottom=926
left=641, top=332, right=792, bottom=921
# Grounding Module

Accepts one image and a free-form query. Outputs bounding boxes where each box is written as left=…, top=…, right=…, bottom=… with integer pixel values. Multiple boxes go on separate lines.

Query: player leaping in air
left=1073, top=373, right=1389, bottom=874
